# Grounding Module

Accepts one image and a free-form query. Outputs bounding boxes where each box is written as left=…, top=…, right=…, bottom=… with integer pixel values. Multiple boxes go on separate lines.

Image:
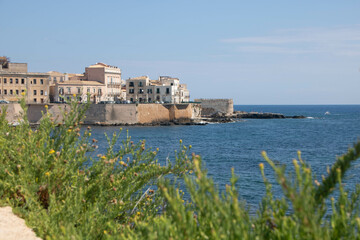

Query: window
left=33, top=90, right=37, bottom=95
left=138, top=89, right=144, bottom=94
left=129, top=89, right=134, bottom=94
left=138, top=82, right=143, bottom=87
left=21, top=90, right=25, bottom=93
left=4, top=78, right=7, bottom=84
left=10, top=90, right=13, bottom=95
left=156, top=88, right=160, bottom=94
left=40, top=90, right=44, bottom=95
left=40, top=79, right=44, bottom=85
left=147, top=89, right=152, bottom=94
left=33, top=98, right=37, bottom=103
left=4, top=90, right=7, bottom=95
left=139, top=98, right=142, bottom=102
left=0, top=90, right=1, bottom=95
left=166, top=88, right=170, bottom=94
left=148, top=98, right=151, bottom=102
left=16, top=79, right=19, bottom=84
left=21, top=79, right=25, bottom=84
left=10, top=78, right=13, bottom=84
left=87, top=88, right=90, bottom=93
left=41, top=98, right=44, bottom=103
left=93, top=88, right=95, bottom=93
left=77, top=88, right=81, bottom=94
left=59, top=88, right=64, bottom=95
left=16, top=90, right=19, bottom=95
left=171, top=83, right=173, bottom=86
left=129, top=82, right=134, bottom=87
left=98, top=88, right=102, bottom=95
left=67, top=87, right=71, bottom=94
left=53, top=77, right=57, bottom=81
left=130, top=98, right=133, bottom=102
left=33, top=79, right=37, bottom=84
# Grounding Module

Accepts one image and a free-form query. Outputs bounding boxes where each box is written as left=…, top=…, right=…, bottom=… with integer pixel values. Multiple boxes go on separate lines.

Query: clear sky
left=1, top=0, right=359, bottom=104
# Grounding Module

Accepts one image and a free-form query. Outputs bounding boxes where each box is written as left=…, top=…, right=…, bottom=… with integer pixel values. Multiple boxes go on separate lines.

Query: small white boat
left=325, top=111, right=330, bottom=115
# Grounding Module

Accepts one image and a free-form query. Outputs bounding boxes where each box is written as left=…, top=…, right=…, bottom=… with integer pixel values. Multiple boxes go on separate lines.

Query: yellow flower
left=49, top=149, right=55, bottom=154
left=104, top=230, right=108, bottom=234
left=179, top=139, right=182, bottom=144
left=67, top=129, right=72, bottom=133
left=101, top=156, right=106, bottom=160
left=120, top=161, right=127, bottom=167
left=189, top=145, right=192, bottom=149
left=88, top=133, right=91, bottom=136
left=21, top=92, right=26, bottom=96
left=45, top=172, right=50, bottom=176
left=259, top=163, right=264, bottom=170
left=137, top=212, right=141, bottom=216
left=45, top=105, right=48, bottom=109
left=73, top=94, right=76, bottom=97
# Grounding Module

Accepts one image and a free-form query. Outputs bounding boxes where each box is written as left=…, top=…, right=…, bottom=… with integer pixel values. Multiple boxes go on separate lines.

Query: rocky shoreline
left=200, top=111, right=306, bottom=124
left=64, top=111, right=306, bottom=126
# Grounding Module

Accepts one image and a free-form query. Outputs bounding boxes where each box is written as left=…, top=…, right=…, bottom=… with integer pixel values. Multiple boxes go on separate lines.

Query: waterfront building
left=85, top=63, right=124, bottom=101
left=126, top=75, right=190, bottom=103
left=53, top=80, right=106, bottom=103
left=0, top=57, right=50, bottom=104
left=50, top=62, right=125, bottom=103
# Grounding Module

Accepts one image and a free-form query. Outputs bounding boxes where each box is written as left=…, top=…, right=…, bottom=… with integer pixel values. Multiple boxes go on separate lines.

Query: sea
left=90, top=105, right=360, bottom=209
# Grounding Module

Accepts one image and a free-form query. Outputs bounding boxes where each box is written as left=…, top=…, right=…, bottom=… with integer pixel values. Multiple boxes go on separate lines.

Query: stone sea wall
left=1, top=103, right=202, bottom=125
left=194, top=99, right=233, bottom=116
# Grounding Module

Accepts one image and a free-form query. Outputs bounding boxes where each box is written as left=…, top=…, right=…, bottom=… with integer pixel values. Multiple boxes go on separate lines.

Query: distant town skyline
left=1, top=0, right=359, bottom=104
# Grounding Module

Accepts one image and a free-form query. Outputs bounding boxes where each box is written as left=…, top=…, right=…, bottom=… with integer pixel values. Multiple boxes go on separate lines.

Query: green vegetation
left=0, top=98, right=360, bottom=239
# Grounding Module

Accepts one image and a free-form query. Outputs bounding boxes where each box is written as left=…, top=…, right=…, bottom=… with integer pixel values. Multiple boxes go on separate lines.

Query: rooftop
left=57, top=80, right=104, bottom=86
left=88, top=62, right=119, bottom=69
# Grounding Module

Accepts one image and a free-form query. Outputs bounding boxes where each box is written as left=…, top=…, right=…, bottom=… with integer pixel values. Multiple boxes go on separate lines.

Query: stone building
left=85, top=63, right=124, bottom=101
left=50, top=62, right=125, bottom=103
left=54, top=80, right=106, bottom=103
left=0, top=57, right=50, bottom=103
left=126, top=76, right=190, bottom=103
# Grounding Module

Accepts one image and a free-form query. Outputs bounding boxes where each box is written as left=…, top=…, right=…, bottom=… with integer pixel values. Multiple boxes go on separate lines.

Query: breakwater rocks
left=201, top=111, right=306, bottom=124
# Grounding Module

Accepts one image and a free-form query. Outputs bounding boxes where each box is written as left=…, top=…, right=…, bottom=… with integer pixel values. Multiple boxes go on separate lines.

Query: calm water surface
left=90, top=105, right=360, bottom=207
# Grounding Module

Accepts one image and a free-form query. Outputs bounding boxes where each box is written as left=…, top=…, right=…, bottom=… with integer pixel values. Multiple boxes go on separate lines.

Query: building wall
left=194, top=99, right=234, bottom=116
left=126, top=77, right=150, bottom=103
left=1, top=63, right=28, bottom=73
left=27, top=76, right=50, bottom=103
left=86, top=66, right=122, bottom=101
left=55, top=82, right=106, bottom=103
left=0, top=73, right=50, bottom=103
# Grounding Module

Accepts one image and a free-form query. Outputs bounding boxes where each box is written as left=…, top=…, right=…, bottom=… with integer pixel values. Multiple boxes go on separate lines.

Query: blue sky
left=1, top=0, right=360, bottom=104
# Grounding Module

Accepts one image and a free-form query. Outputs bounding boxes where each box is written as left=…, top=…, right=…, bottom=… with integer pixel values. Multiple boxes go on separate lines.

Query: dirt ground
left=0, top=207, right=41, bottom=240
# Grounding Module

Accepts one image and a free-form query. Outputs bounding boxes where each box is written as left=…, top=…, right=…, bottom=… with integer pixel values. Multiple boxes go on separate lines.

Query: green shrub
left=0, top=98, right=360, bottom=239
left=0, top=98, right=192, bottom=239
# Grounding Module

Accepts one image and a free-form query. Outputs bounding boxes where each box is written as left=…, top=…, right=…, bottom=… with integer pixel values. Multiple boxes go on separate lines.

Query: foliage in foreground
left=0, top=98, right=360, bottom=239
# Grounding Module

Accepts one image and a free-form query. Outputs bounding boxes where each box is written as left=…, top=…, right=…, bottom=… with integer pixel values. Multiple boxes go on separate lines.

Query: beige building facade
left=54, top=80, right=106, bottom=103
left=85, top=63, right=124, bottom=101
left=0, top=57, right=50, bottom=103
left=126, top=76, right=190, bottom=103
left=49, top=62, right=125, bottom=103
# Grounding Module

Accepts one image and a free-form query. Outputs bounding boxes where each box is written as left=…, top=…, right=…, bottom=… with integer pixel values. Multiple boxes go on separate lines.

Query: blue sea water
left=91, top=105, right=360, bottom=208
